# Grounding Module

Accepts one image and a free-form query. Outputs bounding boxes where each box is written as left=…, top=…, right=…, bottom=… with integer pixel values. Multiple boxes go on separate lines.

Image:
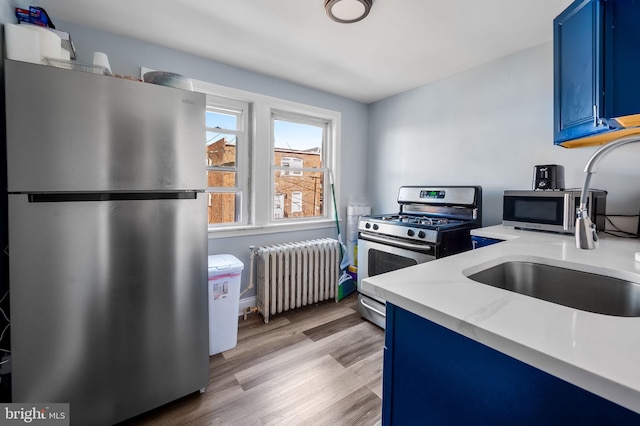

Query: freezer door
left=5, top=60, right=205, bottom=192
left=8, top=194, right=209, bottom=426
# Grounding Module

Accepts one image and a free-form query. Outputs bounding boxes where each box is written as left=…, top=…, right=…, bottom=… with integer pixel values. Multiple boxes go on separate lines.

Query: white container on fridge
left=208, top=254, right=244, bottom=355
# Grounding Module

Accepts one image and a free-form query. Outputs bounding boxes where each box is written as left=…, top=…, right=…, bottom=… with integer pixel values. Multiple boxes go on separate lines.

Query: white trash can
left=208, top=254, right=244, bottom=355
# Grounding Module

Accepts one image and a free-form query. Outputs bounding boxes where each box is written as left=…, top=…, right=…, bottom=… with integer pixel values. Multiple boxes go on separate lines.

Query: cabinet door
left=603, top=0, right=640, bottom=120
left=383, top=304, right=640, bottom=425
left=553, top=0, right=608, bottom=144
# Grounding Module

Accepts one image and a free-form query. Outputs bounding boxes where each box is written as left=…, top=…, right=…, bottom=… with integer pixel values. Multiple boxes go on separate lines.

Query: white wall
left=368, top=42, right=640, bottom=232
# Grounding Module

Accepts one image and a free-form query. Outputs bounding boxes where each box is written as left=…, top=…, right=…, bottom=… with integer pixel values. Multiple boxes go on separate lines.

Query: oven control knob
left=407, top=229, right=415, bottom=237
left=372, top=224, right=379, bottom=231
left=365, top=223, right=371, bottom=229
left=418, top=231, right=426, bottom=239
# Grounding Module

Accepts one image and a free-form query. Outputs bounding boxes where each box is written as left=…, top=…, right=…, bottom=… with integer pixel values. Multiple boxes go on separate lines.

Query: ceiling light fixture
left=325, top=0, right=372, bottom=24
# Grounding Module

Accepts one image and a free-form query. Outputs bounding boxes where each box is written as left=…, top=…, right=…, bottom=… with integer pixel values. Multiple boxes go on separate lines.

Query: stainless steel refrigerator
left=5, top=60, right=209, bottom=425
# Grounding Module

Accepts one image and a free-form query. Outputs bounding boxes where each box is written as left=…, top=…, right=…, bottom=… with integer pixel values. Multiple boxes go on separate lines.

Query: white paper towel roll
left=59, top=48, right=71, bottom=61
left=346, top=204, right=371, bottom=266
left=5, top=23, right=41, bottom=64
left=29, top=26, right=63, bottom=61
left=93, top=52, right=112, bottom=74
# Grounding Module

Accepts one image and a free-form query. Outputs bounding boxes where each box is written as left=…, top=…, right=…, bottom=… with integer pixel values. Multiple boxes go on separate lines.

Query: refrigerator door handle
left=27, top=191, right=200, bottom=203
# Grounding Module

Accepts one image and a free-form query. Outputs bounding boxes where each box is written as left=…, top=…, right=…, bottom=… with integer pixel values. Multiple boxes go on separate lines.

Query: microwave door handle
left=563, top=192, right=571, bottom=231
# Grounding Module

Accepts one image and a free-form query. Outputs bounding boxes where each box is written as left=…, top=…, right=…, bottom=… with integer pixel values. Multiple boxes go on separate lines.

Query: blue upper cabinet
left=554, top=0, right=606, bottom=145
left=554, top=0, right=640, bottom=148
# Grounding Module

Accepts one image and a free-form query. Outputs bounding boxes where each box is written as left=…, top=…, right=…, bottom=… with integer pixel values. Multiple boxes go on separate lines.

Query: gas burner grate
left=396, top=215, right=463, bottom=227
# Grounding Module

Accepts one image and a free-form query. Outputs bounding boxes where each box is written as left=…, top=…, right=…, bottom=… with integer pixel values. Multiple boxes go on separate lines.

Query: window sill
left=207, top=219, right=338, bottom=239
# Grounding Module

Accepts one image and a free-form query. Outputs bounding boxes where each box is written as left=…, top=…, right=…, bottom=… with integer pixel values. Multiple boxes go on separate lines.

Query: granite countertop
left=361, top=225, right=640, bottom=413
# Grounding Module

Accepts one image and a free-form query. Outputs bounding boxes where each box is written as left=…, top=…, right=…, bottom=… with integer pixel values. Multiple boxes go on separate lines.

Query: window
left=291, top=191, right=303, bottom=213
left=205, top=96, right=249, bottom=226
left=274, top=194, right=285, bottom=219
left=271, top=112, right=328, bottom=221
left=193, top=78, right=341, bottom=233
left=281, top=157, right=303, bottom=176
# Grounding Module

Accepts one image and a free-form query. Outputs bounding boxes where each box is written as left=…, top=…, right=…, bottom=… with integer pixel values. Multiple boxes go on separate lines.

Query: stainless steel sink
left=465, top=261, right=640, bottom=317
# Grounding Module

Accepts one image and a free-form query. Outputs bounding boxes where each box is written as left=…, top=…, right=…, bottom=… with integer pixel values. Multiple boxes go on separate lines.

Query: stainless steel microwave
left=503, top=189, right=607, bottom=234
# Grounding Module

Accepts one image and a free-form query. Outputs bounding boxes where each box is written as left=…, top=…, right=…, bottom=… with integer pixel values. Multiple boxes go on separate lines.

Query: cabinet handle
left=593, top=105, right=598, bottom=127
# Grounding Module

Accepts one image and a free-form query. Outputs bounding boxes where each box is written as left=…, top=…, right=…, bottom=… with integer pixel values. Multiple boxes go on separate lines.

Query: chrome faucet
left=576, top=135, right=640, bottom=249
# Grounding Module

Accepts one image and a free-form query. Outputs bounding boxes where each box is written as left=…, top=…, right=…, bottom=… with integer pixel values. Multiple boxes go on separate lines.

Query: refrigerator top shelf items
left=43, top=57, right=112, bottom=76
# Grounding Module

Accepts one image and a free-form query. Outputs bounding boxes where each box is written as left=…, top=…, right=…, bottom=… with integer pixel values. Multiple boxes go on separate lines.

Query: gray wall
left=368, top=42, right=640, bottom=231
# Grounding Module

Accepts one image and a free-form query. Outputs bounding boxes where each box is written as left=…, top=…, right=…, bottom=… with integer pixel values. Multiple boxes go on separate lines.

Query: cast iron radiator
left=254, top=239, right=340, bottom=323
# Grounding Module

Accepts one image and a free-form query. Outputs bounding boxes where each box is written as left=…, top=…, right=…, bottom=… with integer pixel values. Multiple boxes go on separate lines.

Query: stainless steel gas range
left=357, top=186, right=482, bottom=328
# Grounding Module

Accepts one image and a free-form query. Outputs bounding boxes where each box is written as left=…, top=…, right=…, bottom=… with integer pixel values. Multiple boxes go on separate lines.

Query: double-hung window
left=271, top=111, right=330, bottom=221
left=195, top=78, right=340, bottom=233
left=205, top=96, right=249, bottom=226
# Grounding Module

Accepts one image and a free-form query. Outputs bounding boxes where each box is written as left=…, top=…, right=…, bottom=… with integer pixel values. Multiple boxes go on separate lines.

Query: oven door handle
left=360, top=233, right=434, bottom=253
left=360, top=298, right=386, bottom=318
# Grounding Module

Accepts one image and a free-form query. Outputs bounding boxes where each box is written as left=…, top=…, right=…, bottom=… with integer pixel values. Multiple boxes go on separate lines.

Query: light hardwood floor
left=120, top=293, right=385, bottom=425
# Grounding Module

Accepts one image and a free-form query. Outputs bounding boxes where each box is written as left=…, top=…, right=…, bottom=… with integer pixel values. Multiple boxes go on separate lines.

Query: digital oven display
left=420, top=190, right=445, bottom=199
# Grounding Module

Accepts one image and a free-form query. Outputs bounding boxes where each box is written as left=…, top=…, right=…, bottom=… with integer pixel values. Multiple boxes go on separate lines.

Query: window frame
left=270, top=110, right=331, bottom=223
left=191, top=79, right=341, bottom=238
left=204, top=95, right=250, bottom=227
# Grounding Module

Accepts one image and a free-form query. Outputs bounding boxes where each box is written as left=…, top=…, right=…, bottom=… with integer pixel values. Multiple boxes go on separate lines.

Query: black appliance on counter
left=533, top=164, right=565, bottom=190
left=356, top=186, right=482, bottom=328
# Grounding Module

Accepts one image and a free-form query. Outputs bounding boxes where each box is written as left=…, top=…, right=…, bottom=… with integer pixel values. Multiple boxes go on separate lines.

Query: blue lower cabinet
left=471, top=235, right=503, bottom=249
left=382, top=304, right=640, bottom=425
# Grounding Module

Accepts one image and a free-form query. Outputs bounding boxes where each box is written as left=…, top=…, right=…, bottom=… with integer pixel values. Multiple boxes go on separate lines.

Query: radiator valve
left=243, top=306, right=259, bottom=321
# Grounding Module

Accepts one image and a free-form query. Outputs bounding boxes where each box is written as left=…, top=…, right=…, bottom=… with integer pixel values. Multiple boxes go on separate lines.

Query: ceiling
left=43, top=0, right=574, bottom=104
